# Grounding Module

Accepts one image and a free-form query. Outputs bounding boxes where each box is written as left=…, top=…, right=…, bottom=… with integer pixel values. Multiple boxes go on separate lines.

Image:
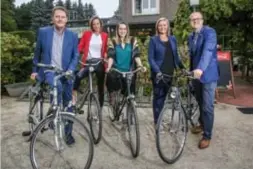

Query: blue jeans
left=192, top=80, right=217, bottom=139
left=45, top=72, right=73, bottom=136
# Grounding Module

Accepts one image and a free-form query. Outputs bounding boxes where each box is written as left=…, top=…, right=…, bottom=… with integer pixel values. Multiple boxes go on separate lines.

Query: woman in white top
left=73, top=16, right=108, bottom=107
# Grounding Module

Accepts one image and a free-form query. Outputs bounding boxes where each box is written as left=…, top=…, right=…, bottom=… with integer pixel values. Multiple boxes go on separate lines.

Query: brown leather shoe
left=198, top=138, right=210, bottom=149
left=191, top=125, right=203, bottom=134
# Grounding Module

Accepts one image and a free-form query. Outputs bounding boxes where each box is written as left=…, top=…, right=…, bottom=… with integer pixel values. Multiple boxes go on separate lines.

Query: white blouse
left=87, top=33, right=102, bottom=60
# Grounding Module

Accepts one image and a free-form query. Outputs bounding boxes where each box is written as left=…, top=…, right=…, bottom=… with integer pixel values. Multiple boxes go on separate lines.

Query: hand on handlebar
left=30, top=73, right=38, bottom=80
left=65, top=70, right=73, bottom=79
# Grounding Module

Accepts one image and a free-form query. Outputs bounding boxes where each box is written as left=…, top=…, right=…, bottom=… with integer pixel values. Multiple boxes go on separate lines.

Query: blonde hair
left=155, top=17, right=170, bottom=35
left=115, top=22, right=131, bottom=44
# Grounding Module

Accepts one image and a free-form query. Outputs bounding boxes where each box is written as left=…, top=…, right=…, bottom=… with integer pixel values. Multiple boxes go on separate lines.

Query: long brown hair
left=115, top=22, right=131, bottom=44
left=155, top=17, right=170, bottom=36
left=89, top=16, right=103, bottom=32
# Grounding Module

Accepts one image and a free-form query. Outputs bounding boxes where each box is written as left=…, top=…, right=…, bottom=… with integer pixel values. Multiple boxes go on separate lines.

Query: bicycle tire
left=29, top=89, right=43, bottom=132
left=127, top=100, right=140, bottom=158
left=88, top=92, right=102, bottom=144
left=156, top=100, right=188, bottom=164
left=107, top=91, right=120, bottom=122
left=30, top=112, right=94, bottom=169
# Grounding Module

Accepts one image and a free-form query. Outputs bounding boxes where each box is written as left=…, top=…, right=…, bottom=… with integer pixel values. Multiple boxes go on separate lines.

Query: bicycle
left=155, top=71, right=200, bottom=164
left=22, top=80, right=48, bottom=138
left=106, top=67, right=143, bottom=158
left=74, top=58, right=104, bottom=144
left=29, top=63, right=94, bottom=169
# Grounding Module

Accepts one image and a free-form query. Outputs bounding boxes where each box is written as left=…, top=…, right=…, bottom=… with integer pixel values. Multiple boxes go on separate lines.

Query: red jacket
left=78, top=30, right=108, bottom=65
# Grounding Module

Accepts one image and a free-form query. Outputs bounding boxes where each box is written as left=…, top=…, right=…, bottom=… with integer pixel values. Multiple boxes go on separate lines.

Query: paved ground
left=1, top=96, right=253, bottom=169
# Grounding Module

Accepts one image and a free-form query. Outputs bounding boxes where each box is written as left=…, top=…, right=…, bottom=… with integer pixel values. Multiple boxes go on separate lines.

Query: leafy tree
left=87, top=3, right=97, bottom=18
left=31, top=0, right=48, bottom=31
left=1, top=0, right=17, bottom=31
left=56, top=0, right=64, bottom=6
left=77, top=0, right=84, bottom=20
left=45, top=0, right=54, bottom=24
left=64, top=0, right=71, bottom=10
left=15, top=2, right=33, bottom=30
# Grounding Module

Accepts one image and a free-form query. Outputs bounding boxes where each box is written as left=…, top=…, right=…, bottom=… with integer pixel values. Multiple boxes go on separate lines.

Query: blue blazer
left=188, top=26, right=219, bottom=83
left=32, top=26, right=79, bottom=80
left=148, top=35, right=184, bottom=76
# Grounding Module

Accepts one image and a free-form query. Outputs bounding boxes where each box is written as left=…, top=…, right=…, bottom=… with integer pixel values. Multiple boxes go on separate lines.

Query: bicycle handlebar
left=79, top=58, right=107, bottom=67
left=110, top=67, right=143, bottom=77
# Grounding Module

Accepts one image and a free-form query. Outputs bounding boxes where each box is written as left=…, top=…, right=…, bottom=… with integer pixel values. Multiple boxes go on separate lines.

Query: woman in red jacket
left=73, top=16, right=108, bottom=107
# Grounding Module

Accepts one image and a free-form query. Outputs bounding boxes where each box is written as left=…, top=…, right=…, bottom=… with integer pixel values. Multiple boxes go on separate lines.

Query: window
left=133, top=0, right=159, bottom=15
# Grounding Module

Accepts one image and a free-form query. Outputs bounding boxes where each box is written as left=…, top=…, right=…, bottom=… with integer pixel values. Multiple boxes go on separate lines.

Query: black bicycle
left=74, top=58, right=104, bottom=144
left=22, top=79, right=49, bottom=138
left=29, top=63, right=94, bottom=169
left=155, top=72, right=200, bottom=164
left=106, top=67, right=144, bottom=158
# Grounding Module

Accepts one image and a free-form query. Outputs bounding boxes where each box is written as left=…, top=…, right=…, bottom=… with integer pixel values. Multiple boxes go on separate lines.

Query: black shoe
left=65, top=135, right=75, bottom=146
left=22, top=131, right=31, bottom=136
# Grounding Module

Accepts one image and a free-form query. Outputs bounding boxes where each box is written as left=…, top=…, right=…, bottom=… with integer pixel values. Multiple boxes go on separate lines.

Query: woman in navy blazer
left=148, top=17, right=185, bottom=125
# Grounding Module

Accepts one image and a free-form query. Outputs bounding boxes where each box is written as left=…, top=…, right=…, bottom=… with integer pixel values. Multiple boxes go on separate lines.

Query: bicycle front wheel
left=29, top=90, right=43, bottom=132
left=156, top=100, right=188, bottom=164
left=30, top=112, right=94, bottom=169
left=127, top=100, right=140, bottom=158
left=88, top=92, right=102, bottom=144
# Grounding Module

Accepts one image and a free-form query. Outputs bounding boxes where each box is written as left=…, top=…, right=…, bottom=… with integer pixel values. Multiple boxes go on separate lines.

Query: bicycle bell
left=170, top=87, right=177, bottom=99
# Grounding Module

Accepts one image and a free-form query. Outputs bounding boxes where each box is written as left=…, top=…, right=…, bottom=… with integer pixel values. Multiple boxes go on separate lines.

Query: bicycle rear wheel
left=88, top=92, right=102, bottom=144
left=30, top=112, right=94, bottom=169
left=156, top=100, right=188, bottom=164
left=127, top=100, right=140, bottom=158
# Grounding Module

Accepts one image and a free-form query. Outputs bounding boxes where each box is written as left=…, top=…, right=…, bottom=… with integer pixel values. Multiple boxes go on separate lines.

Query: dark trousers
left=44, top=72, right=73, bottom=136
left=73, top=61, right=105, bottom=107
left=192, top=79, right=217, bottom=139
left=151, top=78, right=172, bottom=124
left=106, top=71, right=136, bottom=95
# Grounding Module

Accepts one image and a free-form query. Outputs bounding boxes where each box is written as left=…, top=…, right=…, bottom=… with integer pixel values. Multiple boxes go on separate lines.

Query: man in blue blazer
left=188, top=12, right=219, bottom=149
left=28, top=6, right=79, bottom=145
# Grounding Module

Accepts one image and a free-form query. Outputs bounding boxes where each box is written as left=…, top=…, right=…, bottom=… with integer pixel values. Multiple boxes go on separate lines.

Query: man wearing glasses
left=188, top=12, right=219, bottom=149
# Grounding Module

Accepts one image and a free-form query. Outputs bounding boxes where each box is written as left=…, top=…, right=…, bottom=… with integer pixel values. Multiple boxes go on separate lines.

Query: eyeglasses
left=190, top=18, right=203, bottom=22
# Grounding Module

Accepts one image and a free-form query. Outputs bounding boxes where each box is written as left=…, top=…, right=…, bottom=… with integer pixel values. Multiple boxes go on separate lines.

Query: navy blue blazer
left=188, top=26, right=219, bottom=83
left=32, top=26, right=79, bottom=80
left=148, top=35, right=184, bottom=76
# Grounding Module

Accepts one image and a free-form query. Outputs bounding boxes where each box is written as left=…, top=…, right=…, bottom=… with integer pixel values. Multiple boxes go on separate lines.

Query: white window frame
left=132, top=0, right=160, bottom=15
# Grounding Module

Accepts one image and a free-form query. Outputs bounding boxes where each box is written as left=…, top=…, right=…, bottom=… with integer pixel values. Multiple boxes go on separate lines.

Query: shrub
left=1, top=32, right=33, bottom=85
left=10, top=30, right=36, bottom=44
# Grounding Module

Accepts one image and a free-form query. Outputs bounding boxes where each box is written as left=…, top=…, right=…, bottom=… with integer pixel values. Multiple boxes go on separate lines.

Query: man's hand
left=193, top=69, right=203, bottom=79
left=30, top=73, right=38, bottom=80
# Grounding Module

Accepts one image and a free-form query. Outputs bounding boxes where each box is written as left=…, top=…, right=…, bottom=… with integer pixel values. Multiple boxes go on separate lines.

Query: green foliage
left=1, top=0, right=17, bottom=31
left=14, top=2, right=33, bottom=30
left=1, top=33, right=33, bottom=85
left=55, top=0, right=64, bottom=6
left=64, top=0, right=72, bottom=10
left=10, top=31, right=36, bottom=44
left=31, top=0, right=48, bottom=31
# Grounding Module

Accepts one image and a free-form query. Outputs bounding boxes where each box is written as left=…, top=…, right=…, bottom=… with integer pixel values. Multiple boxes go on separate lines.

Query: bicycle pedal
left=22, top=131, right=31, bottom=137
left=79, top=110, right=84, bottom=114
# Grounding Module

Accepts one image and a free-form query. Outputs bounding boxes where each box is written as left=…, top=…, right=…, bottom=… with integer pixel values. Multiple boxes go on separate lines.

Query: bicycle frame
left=110, top=68, right=141, bottom=116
